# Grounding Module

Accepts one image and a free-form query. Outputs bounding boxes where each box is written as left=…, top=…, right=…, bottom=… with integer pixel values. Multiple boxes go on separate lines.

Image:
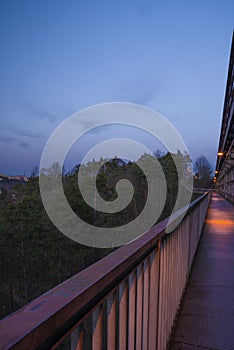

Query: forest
left=0, top=152, right=204, bottom=319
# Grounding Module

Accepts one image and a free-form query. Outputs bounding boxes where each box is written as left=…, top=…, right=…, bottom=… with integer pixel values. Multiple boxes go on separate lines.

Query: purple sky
left=0, top=0, right=233, bottom=175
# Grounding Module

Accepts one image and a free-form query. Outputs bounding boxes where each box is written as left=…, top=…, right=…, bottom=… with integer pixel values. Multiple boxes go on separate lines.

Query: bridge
left=215, top=32, right=234, bottom=204
left=1, top=190, right=233, bottom=350
left=0, top=192, right=211, bottom=350
left=1, top=36, right=234, bottom=350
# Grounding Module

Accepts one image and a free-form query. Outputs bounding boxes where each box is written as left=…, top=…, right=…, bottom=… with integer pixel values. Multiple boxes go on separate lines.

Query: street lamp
left=217, top=151, right=224, bottom=156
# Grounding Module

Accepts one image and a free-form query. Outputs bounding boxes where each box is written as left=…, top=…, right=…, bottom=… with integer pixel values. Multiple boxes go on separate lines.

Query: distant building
left=215, top=32, right=234, bottom=203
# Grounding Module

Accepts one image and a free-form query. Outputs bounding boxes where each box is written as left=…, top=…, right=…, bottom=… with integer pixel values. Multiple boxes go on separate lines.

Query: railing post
left=187, top=211, right=192, bottom=274
left=118, top=279, right=128, bottom=350
left=92, top=305, right=103, bottom=350
left=71, top=325, right=83, bottom=350
left=156, top=239, right=163, bottom=350
left=135, top=264, right=143, bottom=350
left=128, top=270, right=137, bottom=350
left=148, top=243, right=160, bottom=350
left=142, top=257, right=150, bottom=349
left=107, top=291, right=117, bottom=350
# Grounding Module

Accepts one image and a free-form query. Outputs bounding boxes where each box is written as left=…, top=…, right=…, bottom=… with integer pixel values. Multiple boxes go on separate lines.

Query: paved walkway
left=170, top=192, right=234, bottom=350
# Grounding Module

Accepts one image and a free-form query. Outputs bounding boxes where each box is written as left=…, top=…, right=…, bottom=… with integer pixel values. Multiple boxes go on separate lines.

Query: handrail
left=0, top=191, right=211, bottom=350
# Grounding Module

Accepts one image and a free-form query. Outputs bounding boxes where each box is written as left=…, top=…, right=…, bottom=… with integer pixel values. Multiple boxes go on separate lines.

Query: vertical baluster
left=179, top=225, right=183, bottom=295
left=119, top=279, right=128, bottom=350
left=92, top=305, right=103, bottom=350
left=173, top=231, right=177, bottom=324
left=165, top=237, right=169, bottom=344
left=107, top=292, right=117, bottom=350
left=128, top=270, right=136, bottom=350
left=168, top=235, right=172, bottom=335
left=157, top=240, right=165, bottom=350
left=148, top=248, right=159, bottom=350
left=185, top=216, right=190, bottom=283
left=142, top=257, right=149, bottom=349
left=71, top=325, right=83, bottom=350
left=168, top=235, right=173, bottom=337
left=136, top=264, right=143, bottom=350
left=163, top=240, right=167, bottom=350
left=188, top=212, right=192, bottom=274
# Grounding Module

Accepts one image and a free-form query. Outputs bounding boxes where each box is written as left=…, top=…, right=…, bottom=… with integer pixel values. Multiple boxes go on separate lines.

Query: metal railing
left=0, top=192, right=211, bottom=350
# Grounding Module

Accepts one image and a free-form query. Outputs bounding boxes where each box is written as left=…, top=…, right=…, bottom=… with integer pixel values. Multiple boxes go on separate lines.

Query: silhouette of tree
left=194, top=155, right=213, bottom=189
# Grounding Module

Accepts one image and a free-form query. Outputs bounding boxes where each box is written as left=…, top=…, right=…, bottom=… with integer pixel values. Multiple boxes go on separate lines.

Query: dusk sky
left=0, top=0, right=233, bottom=175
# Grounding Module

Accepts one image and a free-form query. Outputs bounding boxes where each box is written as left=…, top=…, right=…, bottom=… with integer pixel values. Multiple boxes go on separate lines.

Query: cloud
left=0, top=135, right=30, bottom=149
left=79, top=122, right=112, bottom=135
left=0, top=125, right=43, bottom=150
left=0, top=136, right=13, bottom=144
left=19, top=141, right=30, bottom=149
left=10, top=128, right=42, bottom=139
left=24, top=103, right=58, bottom=123
left=111, top=78, right=159, bottom=106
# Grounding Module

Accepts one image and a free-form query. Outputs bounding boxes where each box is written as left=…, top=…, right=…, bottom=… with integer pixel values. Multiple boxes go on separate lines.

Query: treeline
left=0, top=152, right=194, bottom=319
